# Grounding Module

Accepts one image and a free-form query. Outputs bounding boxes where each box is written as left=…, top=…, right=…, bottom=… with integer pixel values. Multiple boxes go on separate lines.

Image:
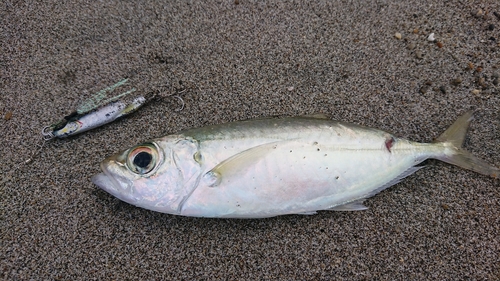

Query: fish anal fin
left=297, top=211, right=317, bottom=215
left=328, top=200, right=368, bottom=211
left=329, top=166, right=425, bottom=211
left=364, top=166, right=424, bottom=199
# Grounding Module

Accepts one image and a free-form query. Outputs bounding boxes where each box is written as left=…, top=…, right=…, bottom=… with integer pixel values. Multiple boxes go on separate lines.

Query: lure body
left=50, top=97, right=146, bottom=138
left=92, top=112, right=499, bottom=218
left=42, top=78, right=145, bottom=139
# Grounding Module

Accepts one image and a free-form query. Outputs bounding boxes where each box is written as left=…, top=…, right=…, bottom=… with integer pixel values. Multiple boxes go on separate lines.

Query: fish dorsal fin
left=328, top=200, right=368, bottom=211
left=299, top=113, right=329, bottom=119
left=203, top=141, right=284, bottom=187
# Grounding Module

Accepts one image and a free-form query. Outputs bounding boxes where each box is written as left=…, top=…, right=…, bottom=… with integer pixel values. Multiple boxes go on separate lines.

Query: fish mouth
left=92, top=156, right=136, bottom=204
left=91, top=172, right=119, bottom=193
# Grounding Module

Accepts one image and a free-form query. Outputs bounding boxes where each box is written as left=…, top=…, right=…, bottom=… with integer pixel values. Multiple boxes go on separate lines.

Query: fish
left=92, top=111, right=499, bottom=218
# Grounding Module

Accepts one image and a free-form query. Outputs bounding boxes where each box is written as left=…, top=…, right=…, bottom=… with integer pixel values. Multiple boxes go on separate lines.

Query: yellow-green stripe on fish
left=92, top=111, right=499, bottom=218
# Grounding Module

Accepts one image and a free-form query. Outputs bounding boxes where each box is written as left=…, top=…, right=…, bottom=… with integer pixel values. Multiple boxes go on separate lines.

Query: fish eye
left=126, top=143, right=159, bottom=175
left=133, top=151, right=152, bottom=168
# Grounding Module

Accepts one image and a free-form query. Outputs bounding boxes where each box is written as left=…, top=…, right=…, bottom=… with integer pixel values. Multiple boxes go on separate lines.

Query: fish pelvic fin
left=434, top=111, right=499, bottom=178
left=328, top=200, right=368, bottom=211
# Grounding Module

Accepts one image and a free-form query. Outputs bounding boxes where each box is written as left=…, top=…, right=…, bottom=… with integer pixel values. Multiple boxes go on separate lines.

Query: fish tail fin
left=433, top=110, right=499, bottom=178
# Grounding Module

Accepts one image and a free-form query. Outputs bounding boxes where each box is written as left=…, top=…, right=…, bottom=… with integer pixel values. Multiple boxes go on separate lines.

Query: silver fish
left=92, top=111, right=499, bottom=218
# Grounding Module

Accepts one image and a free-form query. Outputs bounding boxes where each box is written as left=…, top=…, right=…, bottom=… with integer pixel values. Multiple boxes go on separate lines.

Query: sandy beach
left=2, top=0, right=499, bottom=279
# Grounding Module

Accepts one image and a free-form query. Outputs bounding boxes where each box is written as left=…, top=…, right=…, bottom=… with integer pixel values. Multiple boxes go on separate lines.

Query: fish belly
left=179, top=119, right=432, bottom=218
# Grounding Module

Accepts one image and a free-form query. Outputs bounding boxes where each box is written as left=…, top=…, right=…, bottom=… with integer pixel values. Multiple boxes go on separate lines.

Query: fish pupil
left=134, top=151, right=152, bottom=168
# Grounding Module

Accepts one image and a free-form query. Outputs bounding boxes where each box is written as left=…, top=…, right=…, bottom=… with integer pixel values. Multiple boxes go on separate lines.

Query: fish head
left=92, top=136, right=202, bottom=214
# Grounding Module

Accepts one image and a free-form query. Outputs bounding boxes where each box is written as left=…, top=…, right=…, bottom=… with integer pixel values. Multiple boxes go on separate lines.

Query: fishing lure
left=42, top=79, right=146, bottom=140
left=42, top=77, right=189, bottom=141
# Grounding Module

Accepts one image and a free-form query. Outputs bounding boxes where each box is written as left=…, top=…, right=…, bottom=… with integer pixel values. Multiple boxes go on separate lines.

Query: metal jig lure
left=42, top=78, right=146, bottom=140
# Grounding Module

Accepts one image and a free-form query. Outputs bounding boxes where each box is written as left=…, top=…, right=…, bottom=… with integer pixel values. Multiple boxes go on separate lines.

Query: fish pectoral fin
left=328, top=200, right=368, bottom=211
left=204, top=141, right=285, bottom=187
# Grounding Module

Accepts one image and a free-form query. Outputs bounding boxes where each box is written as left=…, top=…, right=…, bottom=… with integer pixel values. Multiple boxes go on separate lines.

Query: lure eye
left=126, top=143, right=159, bottom=175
